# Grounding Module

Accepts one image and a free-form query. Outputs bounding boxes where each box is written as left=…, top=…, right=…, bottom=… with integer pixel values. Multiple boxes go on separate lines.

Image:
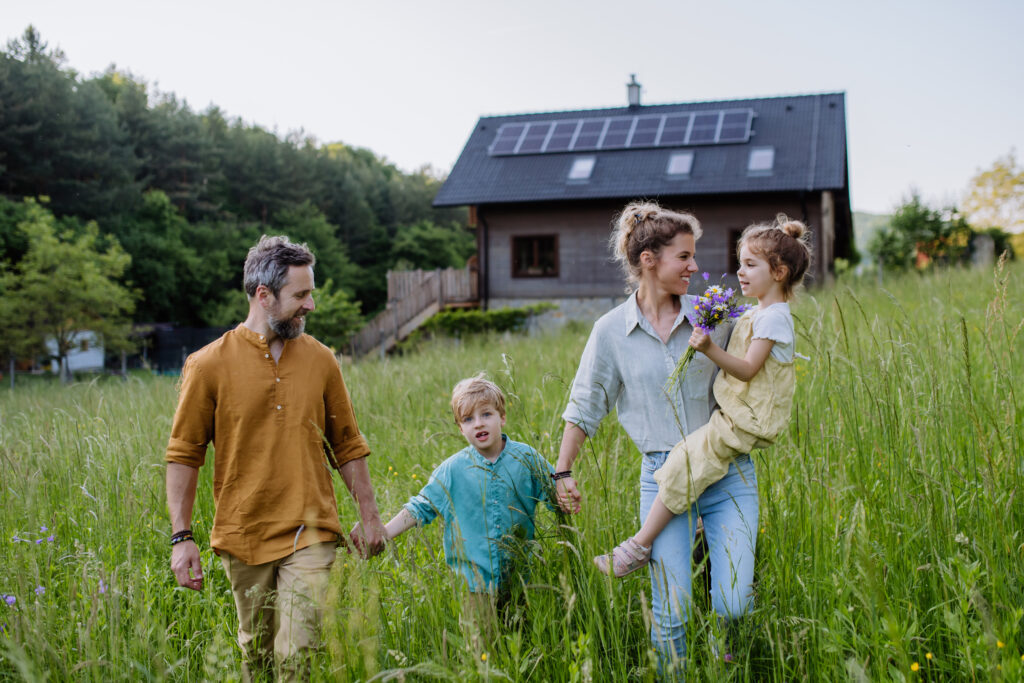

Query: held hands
left=170, top=541, right=203, bottom=591
left=689, top=328, right=712, bottom=353
left=349, top=518, right=387, bottom=558
left=555, top=476, right=582, bottom=514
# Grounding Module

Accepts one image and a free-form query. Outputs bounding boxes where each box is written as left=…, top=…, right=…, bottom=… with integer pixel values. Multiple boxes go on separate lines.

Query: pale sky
left=5, top=0, right=1023, bottom=215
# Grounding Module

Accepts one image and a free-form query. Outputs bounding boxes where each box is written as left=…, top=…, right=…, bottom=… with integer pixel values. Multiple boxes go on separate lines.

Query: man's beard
left=268, top=310, right=306, bottom=340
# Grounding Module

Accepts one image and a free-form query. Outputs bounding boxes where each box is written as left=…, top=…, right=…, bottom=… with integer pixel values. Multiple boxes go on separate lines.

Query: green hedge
left=397, top=303, right=557, bottom=353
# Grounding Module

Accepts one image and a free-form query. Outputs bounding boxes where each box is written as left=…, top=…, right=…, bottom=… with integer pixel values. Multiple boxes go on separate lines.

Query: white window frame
left=666, top=151, right=694, bottom=177
left=748, top=146, right=775, bottom=174
left=568, top=156, right=596, bottom=181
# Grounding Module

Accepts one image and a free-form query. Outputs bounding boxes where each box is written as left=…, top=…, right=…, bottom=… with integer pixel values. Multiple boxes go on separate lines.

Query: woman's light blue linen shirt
left=562, top=292, right=732, bottom=453
left=403, top=437, right=554, bottom=592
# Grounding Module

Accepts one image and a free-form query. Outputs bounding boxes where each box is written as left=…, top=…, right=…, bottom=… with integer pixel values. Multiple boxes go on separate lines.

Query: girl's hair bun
left=776, top=213, right=807, bottom=240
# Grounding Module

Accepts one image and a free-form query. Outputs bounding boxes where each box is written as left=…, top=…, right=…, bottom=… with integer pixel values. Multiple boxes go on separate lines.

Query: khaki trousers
left=220, top=542, right=337, bottom=682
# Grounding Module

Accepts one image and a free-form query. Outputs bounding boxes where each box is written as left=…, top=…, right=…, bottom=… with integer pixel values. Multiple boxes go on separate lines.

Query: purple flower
left=667, top=274, right=750, bottom=396
left=702, top=272, right=710, bottom=280
left=34, top=586, right=44, bottom=596
left=35, top=539, right=43, bottom=545
left=47, top=535, right=55, bottom=543
left=2, top=595, right=15, bottom=606
left=39, top=526, right=48, bottom=533
left=11, top=535, right=25, bottom=543
left=98, top=579, right=108, bottom=595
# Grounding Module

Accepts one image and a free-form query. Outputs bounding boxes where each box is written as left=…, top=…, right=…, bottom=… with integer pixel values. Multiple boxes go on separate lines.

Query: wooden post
left=436, top=268, right=443, bottom=310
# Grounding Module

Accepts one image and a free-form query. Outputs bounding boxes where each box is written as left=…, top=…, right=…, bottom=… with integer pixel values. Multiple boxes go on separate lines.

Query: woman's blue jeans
left=639, top=451, right=759, bottom=671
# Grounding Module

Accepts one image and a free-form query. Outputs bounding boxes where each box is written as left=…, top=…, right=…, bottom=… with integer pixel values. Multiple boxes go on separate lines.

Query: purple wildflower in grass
left=34, top=586, right=44, bottom=596
left=11, top=535, right=25, bottom=543
left=666, top=275, right=750, bottom=397
left=47, top=535, right=54, bottom=543
left=40, top=526, right=48, bottom=533
left=2, top=595, right=14, bottom=606
left=98, top=579, right=107, bottom=595
left=35, top=539, right=43, bottom=545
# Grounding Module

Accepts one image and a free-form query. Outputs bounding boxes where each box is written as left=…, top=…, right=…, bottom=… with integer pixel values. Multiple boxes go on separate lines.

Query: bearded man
left=165, top=235, right=385, bottom=681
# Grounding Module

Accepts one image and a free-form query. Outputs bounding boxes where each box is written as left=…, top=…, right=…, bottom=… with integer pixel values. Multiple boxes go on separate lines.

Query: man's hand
left=170, top=540, right=203, bottom=590
left=556, top=476, right=582, bottom=514
left=349, top=518, right=387, bottom=559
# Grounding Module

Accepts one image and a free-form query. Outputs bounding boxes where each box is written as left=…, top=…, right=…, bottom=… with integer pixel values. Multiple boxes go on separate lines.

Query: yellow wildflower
left=481, top=653, right=488, bottom=662
left=911, top=662, right=919, bottom=672
left=996, top=640, right=1004, bottom=648
left=925, top=652, right=932, bottom=660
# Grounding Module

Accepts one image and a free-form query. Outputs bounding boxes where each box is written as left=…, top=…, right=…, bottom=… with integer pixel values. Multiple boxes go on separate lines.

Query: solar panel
left=601, top=118, right=633, bottom=148
left=629, top=116, right=662, bottom=147
left=490, top=123, right=526, bottom=154
left=688, top=112, right=720, bottom=144
left=658, top=114, right=691, bottom=146
left=544, top=120, right=579, bottom=152
left=518, top=122, right=552, bottom=154
left=573, top=119, right=605, bottom=150
left=719, top=110, right=752, bottom=143
left=488, top=108, right=754, bottom=155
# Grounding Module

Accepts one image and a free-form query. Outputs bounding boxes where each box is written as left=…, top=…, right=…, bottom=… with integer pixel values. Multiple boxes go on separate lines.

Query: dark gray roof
left=434, top=93, right=848, bottom=207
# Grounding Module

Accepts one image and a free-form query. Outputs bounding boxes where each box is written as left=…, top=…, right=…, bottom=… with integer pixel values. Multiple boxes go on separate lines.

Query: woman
left=554, top=201, right=758, bottom=674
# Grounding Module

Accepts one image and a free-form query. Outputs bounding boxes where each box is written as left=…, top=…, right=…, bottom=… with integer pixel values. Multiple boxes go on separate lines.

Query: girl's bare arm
left=690, top=330, right=775, bottom=382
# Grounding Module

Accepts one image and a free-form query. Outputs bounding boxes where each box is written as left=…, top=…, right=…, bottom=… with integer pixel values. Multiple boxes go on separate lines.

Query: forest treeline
left=0, top=27, right=472, bottom=332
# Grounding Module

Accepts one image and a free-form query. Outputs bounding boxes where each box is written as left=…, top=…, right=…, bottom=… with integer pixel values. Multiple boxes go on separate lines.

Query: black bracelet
left=550, top=470, right=573, bottom=481
left=170, top=530, right=194, bottom=546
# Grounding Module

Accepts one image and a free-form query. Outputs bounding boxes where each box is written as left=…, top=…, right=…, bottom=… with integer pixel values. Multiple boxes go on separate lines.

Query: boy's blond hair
left=450, top=374, right=506, bottom=421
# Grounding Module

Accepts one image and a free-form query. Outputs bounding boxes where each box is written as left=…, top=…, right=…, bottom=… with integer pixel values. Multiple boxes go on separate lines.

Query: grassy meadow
left=1, top=260, right=1022, bottom=681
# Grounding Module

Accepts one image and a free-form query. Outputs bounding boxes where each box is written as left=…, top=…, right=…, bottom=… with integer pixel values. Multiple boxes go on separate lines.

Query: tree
left=5, top=199, right=135, bottom=382
left=303, top=279, right=362, bottom=353
left=868, top=193, right=971, bottom=270
left=391, top=220, right=475, bottom=271
left=963, top=150, right=1024, bottom=257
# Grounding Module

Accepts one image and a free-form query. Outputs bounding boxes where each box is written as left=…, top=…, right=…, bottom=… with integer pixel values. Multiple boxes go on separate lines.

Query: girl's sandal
left=594, top=538, right=651, bottom=577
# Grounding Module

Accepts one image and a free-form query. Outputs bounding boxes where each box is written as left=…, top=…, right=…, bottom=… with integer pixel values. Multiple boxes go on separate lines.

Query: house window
left=512, top=235, right=558, bottom=278
left=666, top=151, right=694, bottom=177
left=567, top=156, right=595, bottom=181
left=728, top=228, right=744, bottom=275
left=748, top=146, right=775, bottom=174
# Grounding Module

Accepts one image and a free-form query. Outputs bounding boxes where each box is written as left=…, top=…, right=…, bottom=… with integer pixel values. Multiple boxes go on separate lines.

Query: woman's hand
left=556, top=476, right=582, bottom=514
left=689, top=328, right=711, bottom=352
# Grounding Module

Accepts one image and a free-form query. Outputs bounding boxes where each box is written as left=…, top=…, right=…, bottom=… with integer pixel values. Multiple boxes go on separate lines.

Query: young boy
left=376, top=374, right=554, bottom=596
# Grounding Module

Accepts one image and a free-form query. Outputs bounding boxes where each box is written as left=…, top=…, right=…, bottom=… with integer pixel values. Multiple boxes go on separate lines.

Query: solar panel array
left=489, top=109, right=755, bottom=156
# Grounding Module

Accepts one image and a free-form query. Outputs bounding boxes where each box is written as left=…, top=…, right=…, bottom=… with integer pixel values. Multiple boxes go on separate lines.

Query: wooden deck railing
left=350, top=266, right=477, bottom=357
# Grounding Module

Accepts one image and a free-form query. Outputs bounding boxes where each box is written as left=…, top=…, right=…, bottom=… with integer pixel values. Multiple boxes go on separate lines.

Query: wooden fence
left=350, top=266, right=477, bottom=358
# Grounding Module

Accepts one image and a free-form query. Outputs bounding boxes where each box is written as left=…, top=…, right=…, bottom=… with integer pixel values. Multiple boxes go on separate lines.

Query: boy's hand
left=689, top=329, right=712, bottom=352
left=556, top=476, right=581, bottom=514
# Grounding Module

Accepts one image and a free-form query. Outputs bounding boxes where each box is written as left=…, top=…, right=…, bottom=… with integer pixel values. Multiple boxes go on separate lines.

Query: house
left=433, top=79, right=854, bottom=319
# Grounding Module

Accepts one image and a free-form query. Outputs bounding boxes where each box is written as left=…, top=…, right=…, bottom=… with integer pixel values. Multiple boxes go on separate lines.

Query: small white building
left=47, top=331, right=104, bottom=374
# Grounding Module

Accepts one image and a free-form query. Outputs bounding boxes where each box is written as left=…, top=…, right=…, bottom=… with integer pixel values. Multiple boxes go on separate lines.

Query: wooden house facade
left=434, top=87, right=854, bottom=318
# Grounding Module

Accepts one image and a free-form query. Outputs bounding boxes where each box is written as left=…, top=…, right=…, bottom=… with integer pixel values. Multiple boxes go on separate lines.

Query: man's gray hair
left=243, top=235, right=316, bottom=298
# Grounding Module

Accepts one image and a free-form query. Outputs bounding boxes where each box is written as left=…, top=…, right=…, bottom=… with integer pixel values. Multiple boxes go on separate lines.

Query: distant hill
left=853, top=211, right=891, bottom=263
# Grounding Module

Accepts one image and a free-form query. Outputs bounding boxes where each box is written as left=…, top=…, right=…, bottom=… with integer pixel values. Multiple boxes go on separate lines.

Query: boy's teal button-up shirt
left=403, top=436, right=554, bottom=592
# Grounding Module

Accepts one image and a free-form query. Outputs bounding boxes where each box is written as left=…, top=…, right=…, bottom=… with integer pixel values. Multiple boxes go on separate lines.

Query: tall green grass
left=1, top=260, right=1021, bottom=681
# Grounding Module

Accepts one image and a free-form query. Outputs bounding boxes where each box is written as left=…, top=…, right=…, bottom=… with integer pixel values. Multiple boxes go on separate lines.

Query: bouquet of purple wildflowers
left=666, top=272, right=750, bottom=392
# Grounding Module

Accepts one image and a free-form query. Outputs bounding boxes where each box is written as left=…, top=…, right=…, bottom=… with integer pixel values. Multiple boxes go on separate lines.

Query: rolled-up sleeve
left=403, top=463, right=451, bottom=526
left=165, top=355, right=213, bottom=467
left=561, top=322, right=622, bottom=437
left=324, top=360, right=371, bottom=467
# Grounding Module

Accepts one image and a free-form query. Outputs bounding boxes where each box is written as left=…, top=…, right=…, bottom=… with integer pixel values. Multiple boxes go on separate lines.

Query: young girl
left=596, top=214, right=812, bottom=577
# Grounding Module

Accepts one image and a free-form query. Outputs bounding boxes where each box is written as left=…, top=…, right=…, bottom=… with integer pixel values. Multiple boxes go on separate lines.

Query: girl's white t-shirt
left=751, top=302, right=795, bottom=362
